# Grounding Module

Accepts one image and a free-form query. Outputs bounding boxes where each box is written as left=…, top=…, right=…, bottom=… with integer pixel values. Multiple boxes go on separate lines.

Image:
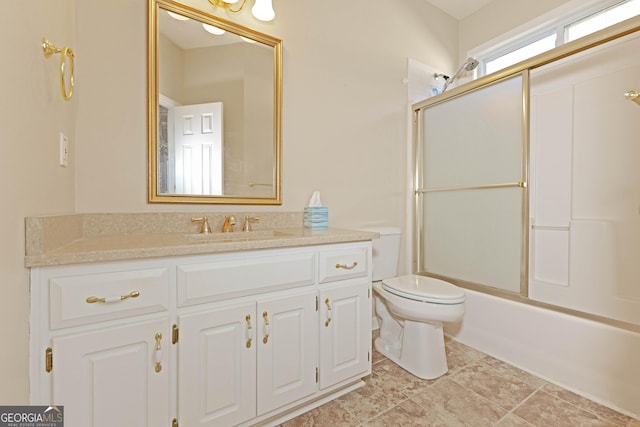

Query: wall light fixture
left=208, top=0, right=275, bottom=22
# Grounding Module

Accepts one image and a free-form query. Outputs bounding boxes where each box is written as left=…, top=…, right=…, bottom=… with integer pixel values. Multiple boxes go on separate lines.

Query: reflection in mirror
left=148, top=0, right=282, bottom=204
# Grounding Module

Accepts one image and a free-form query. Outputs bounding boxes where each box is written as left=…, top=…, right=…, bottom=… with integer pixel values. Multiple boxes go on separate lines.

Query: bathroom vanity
left=26, top=213, right=376, bottom=427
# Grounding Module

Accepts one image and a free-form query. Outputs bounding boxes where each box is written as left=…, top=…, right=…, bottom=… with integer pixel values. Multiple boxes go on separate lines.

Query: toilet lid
left=382, top=275, right=465, bottom=304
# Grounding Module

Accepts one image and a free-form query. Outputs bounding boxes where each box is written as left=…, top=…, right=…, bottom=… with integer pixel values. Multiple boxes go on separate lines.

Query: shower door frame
left=411, top=16, right=640, bottom=330
left=413, top=72, right=530, bottom=298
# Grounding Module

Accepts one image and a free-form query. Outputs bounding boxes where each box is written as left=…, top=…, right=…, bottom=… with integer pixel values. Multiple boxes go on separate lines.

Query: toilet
left=367, top=227, right=465, bottom=380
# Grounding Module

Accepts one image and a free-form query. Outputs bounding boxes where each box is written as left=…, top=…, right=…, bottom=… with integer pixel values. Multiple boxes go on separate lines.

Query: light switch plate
left=59, top=133, right=68, bottom=167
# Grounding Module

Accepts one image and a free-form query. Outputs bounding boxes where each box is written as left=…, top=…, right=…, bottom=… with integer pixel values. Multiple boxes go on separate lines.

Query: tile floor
left=282, top=333, right=640, bottom=427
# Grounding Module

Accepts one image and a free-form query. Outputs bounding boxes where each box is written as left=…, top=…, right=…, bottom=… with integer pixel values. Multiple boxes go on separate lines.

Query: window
left=476, top=0, right=640, bottom=76
left=485, top=34, right=557, bottom=75
left=566, top=0, right=640, bottom=41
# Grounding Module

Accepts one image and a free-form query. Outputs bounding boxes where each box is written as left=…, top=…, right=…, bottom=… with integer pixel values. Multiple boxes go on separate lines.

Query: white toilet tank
left=361, top=226, right=401, bottom=281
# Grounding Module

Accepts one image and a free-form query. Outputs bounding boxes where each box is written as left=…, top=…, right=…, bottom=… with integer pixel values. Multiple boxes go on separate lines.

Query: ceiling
left=425, top=0, right=495, bottom=20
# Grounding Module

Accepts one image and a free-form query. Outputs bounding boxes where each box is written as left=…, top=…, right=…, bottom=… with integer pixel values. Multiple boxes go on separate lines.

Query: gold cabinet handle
left=246, top=314, right=253, bottom=348
left=263, top=311, right=270, bottom=344
left=325, top=298, right=332, bottom=327
left=86, top=291, right=140, bottom=304
left=154, top=332, right=163, bottom=373
left=335, top=261, right=358, bottom=270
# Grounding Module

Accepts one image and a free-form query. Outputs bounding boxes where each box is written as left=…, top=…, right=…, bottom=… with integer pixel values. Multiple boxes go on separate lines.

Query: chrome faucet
left=191, top=216, right=212, bottom=234
left=221, top=215, right=237, bottom=232
left=242, top=216, right=260, bottom=232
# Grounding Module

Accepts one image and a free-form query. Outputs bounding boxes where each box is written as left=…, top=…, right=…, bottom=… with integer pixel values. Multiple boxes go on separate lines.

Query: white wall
left=0, top=1, right=76, bottom=403
left=459, top=0, right=571, bottom=62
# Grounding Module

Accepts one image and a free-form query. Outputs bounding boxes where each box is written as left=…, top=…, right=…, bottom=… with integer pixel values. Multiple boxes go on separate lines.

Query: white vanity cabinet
left=317, top=246, right=372, bottom=389
left=318, top=282, right=370, bottom=389
left=51, top=318, right=170, bottom=427
left=29, top=262, right=172, bottom=427
left=30, top=241, right=372, bottom=427
left=177, top=291, right=317, bottom=427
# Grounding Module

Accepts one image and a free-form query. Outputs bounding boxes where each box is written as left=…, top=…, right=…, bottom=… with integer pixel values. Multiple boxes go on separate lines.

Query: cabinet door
left=257, top=291, right=317, bottom=415
left=52, top=319, right=169, bottom=427
left=178, top=302, right=256, bottom=427
left=319, top=281, right=371, bottom=389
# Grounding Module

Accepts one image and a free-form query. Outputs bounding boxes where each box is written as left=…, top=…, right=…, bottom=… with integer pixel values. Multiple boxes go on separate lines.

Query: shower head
left=463, top=57, right=479, bottom=71
left=442, top=57, right=479, bottom=92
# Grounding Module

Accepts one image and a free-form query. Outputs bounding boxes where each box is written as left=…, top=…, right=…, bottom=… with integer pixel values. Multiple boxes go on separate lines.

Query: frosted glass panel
left=422, top=75, right=523, bottom=189
left=422, top=188, right=523, bottom=293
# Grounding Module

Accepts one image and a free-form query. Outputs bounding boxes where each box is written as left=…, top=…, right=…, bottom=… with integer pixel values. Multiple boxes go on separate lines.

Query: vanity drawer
left=49, top=268, right=170, bottom=329
left=319, top=247, right=369, bottom=283
left=177, top=251, right=316, bottom=307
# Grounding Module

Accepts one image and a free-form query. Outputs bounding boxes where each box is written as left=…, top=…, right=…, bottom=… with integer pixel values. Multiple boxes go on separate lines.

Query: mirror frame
left=147, top=0, right=283, bottom=204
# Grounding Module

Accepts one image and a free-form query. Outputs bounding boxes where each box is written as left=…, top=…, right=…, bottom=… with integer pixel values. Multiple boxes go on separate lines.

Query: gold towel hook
left=42, top=38, right=75, bottom=101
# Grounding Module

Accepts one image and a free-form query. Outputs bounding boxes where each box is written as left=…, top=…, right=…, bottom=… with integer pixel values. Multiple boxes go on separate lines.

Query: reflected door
left=174, top=102, right=223, bottom=195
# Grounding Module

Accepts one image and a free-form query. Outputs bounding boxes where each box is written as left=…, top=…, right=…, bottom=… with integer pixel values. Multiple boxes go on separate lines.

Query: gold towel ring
left=42, top=38, right=75, bottom=101
left=625, top=90, right=640, bottom=106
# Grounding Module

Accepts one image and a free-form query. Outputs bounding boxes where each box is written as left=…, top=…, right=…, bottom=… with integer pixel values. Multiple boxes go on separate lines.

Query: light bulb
left=251, top=0, right=275, bottom=21
left=167, top=11, right=189, bottom=21
left=222, top=0, right=240, bottom=3
left=203, top=23, right=226, bottom=35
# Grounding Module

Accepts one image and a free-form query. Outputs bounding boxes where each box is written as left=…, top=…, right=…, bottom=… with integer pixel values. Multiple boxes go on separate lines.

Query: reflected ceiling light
left=240, top=36, right=257, bottom=43
left=208, top=0, right=275, bottom=22
left=167, top=11, right=189, bottom=20
left=202, top=23, right=226, bottom=35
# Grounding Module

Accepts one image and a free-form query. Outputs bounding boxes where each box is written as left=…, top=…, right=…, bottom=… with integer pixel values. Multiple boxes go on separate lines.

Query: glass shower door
left=415, top=74, right=527, bottom=294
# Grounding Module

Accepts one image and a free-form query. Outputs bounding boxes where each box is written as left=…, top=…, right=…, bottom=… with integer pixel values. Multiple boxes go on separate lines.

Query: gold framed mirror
left=148, top=0, right=282, bottom=204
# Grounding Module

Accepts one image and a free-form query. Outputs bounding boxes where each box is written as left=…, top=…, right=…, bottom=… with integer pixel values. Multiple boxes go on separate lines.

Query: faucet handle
left=191, top=216, right=212, bottom=234
left=242, top=216, right=260, bottom=232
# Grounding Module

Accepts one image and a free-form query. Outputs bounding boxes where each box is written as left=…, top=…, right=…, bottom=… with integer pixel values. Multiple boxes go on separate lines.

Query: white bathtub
left=444, top=289, right=640, bottom=419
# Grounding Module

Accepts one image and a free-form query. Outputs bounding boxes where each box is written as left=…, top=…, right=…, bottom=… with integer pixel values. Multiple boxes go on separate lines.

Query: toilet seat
left=382, top=275, right=465, bottom=304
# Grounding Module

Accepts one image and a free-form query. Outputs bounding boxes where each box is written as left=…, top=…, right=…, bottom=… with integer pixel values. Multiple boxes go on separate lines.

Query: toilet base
left=374, top=319, right=448, bottom=380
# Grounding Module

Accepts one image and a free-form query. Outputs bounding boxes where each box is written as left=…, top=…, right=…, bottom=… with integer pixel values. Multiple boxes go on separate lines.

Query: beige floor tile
left=334, top=368, right=409, bottom=421
left=627, top=419, right=640, bottom=427
left=284, top=336, right=640, bottom=427
left=494, top=413, right=536, bottom=426
left=449, top=356, right=543, bottom=411
left=363, top=399, right=433, bottom=427
left=280, top=399, right=359, bottom=427
left=410, top=377, right=508, bottom=426
left=444, top=335, right=487, bottom=372
left=371, top=358, right=439, bottom=397
left=540, top=383, right=634, bottom=427
left=513, top=390, right=614, bottom=426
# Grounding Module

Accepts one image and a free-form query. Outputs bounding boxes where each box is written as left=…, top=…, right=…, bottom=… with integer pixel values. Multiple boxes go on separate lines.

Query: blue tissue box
left=304, top=207, right=328, bottom=229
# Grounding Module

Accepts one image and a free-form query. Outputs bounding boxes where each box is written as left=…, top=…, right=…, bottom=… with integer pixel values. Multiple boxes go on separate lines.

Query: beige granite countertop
left=25, top=213, right=378, bottom=267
